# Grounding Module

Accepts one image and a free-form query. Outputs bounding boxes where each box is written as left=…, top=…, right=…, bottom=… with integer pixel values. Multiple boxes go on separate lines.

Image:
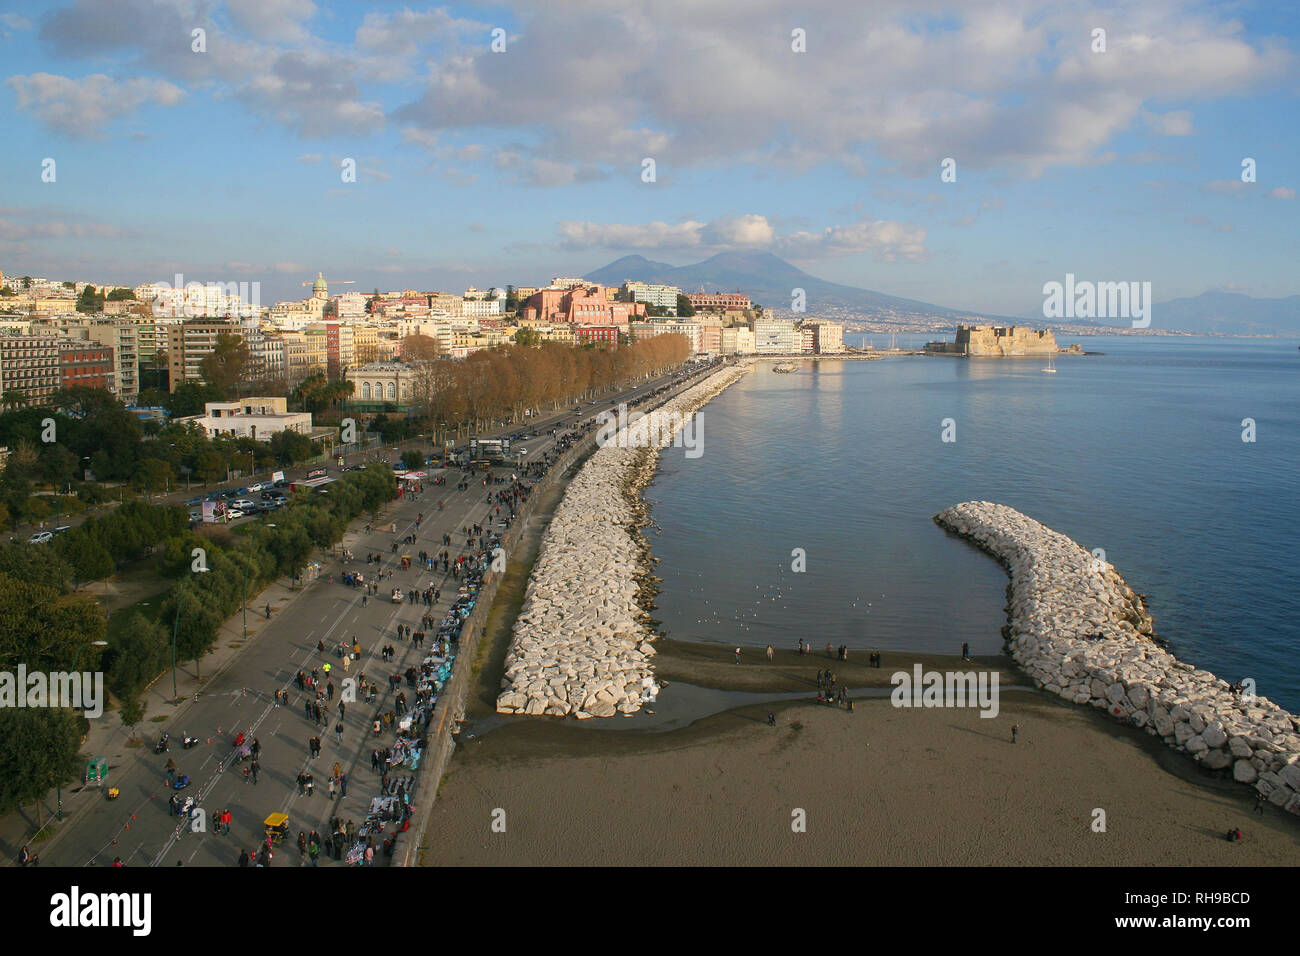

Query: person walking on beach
left=766, top=644, right=774, bottom=662
left=1254, top=792, right=1267, bottom=816
left=1011, top=724, right=1019, bottom=744
left=767, top=712, right=776, bottom=727
left=961, top=642, right=970, bottom=661
left=734, top=647, right=741, bottom=664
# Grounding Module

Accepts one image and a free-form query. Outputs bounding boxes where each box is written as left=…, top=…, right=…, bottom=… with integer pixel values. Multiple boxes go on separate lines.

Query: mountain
left=584, top=250, right=984, bottom=319
left=583, top=252, right=1299, bottom=334
left=1140, top=291, right=1300, bottom=336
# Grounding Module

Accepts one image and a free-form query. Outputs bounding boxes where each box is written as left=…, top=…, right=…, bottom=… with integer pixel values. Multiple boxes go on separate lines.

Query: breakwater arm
left=496, top=364, right=749, bottom=718
left=935, top=501, right=1300, bottom=813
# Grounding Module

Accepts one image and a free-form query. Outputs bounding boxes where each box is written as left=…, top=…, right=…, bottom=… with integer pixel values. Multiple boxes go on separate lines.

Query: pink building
left=521, top=285, right=645, bottom=326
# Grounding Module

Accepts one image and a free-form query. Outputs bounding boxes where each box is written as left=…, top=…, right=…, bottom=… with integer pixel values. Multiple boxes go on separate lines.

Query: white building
left=177, top=397, right=313, bottom=441
left=753, top=318, right=800, bottom=353
left=623, top=281, right=681, bottom=315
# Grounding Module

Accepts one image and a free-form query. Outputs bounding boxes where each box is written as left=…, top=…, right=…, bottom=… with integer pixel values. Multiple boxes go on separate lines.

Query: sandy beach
left=424, top=638, right=1300, bottom=865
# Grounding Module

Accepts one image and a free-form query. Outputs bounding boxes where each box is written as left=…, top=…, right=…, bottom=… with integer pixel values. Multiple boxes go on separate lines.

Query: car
left=226, top=509, right=244, bottom=520
left=52, top=525, right=72, bottom=535
left=273, top=479, right=290, bottom=489
left=188, top=511, right=202, bottom=521
left=232, top=499, right=256, bottom=510
left=246, top=482, right=262, bottom=493
left=185, top=496, right=204, bottom=506
left=28, top=531, right=53, bottom=544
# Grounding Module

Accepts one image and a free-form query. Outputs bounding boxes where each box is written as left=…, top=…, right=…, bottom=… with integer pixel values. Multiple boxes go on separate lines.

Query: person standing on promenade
left=1011, top=724, right=1019, bottom=744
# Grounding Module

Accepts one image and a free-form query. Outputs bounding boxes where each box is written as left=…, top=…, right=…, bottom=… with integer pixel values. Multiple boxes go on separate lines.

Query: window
left=361, top=382, right=370, bottom=399
left=387, top=382, right=396, bottom=399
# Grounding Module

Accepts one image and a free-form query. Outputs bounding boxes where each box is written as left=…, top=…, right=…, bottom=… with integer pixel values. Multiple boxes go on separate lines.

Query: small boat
left=1042, top=354, right=1058, bottom=373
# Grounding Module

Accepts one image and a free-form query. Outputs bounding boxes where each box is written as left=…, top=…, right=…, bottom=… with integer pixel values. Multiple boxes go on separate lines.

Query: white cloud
left=1144, top=109, right=1194, bottom=136
left=1268, top=186, right=1295, bottom=200
left=557, top=213, right=927, bottom=262
left=6, top=72, right=185, bottom=135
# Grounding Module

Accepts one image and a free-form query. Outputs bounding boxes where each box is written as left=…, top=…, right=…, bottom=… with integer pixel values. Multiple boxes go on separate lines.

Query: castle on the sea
left=925, top=325, right=1073, bottom=357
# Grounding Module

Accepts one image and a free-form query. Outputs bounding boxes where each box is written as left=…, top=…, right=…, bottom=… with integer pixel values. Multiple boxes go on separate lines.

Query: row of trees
left=404, top=334, right=691, bottom=434
left=0, top=463, right=398, bottom=816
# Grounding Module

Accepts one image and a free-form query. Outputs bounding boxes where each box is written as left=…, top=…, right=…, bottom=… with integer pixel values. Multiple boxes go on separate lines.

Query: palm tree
left=1, top=390, right=28, bottom=410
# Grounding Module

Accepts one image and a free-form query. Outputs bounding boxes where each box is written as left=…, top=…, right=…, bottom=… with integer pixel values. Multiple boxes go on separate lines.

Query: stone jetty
left=496, top=365, right=749, bottom=718
left=935, top=501, right=1300, bottom=813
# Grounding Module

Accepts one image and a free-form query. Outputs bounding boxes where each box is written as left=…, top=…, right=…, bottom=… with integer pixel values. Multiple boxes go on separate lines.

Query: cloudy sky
left=1, top=0, right=1296, bottom=314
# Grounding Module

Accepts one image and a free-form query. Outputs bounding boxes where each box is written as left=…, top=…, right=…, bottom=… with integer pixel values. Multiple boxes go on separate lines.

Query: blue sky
left=0, top=0, right=1296, bottom=316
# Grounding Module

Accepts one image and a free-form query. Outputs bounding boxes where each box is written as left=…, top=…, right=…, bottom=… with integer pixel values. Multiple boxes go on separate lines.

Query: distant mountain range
left=583, top=251, right=1300, bottom=336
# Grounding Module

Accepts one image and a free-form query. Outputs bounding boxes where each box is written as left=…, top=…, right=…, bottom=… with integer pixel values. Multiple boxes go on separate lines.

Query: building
left=753, top=318, right=800, bottom=353
left=58, top=342, right=115, bottom=391
left=925, top=325, right=1059, bottom=357
left=520, top=285, right=644, bottom=326
left=165, top=320, right=242, bottom=391
left=805, top=320, right=844, bottom=354
left=697, top=321, right=723, bottom=354
left=686, top=291, right=751, bottom=312
left=0, top=334, right=63, bottom=403
left=622, top=281, right=681, bottom=315
left=176, top=397, right=313, bottom=441
left=28, top=316, right=139, bottom=402
left=720, top=326, right=756, bottom=355
left=574, top=326, right=618, bottom=348
left=461, top=298, right=502, bottom=318
left=344, top=362, right=422, bottom=412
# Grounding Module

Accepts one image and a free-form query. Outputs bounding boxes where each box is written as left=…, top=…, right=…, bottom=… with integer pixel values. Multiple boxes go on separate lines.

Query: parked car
left=52, top=525, right=72, bottom=535
left=232, top=499, right=256, bottom=510
left=28, top=531, right=53, bottom=544
left=273, top=479, right=290, bottom=489
left=246, top=482, right=262, bottom=493
left=227, top=509, right=244, bottom=520
left=188, top=511, right=202, bottom=521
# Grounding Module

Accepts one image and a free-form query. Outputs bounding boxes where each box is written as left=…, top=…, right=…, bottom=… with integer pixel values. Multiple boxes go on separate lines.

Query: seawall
left=935, top=500, right=1300, bottom=813
left=495, top=364, right=749, bottom=718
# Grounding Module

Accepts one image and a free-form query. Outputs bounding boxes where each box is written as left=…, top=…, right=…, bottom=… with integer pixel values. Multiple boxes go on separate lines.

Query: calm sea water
left=648, top=335, right=1300, bottom=711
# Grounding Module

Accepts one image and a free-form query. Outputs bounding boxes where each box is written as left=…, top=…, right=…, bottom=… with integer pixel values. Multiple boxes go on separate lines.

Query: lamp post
left=171, top=568, right=209, bottom=700
left=58, top=640, right=108, bottom=821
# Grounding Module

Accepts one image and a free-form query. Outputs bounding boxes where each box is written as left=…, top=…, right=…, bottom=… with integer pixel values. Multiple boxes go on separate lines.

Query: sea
left=647, top=334, right=1300, bottom=712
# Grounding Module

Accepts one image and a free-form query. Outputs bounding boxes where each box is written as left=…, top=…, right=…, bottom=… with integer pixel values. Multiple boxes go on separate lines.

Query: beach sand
left=422, top=681, right=1300, bottom=866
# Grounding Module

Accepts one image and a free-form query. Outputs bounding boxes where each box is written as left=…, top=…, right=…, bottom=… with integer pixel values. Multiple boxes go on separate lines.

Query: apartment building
left=59, top=342, right=115, bottom=391
left=177, top=397, right=312, bottom=441
left=0, top=334, right=63, bottom=404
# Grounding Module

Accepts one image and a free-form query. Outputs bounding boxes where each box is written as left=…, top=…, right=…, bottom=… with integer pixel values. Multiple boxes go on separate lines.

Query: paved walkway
left=1, top=372, right=684, bottom=867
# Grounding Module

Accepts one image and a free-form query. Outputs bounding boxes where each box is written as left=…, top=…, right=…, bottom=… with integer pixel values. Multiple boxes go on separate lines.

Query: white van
left=28, top=531, right=53, bottom=544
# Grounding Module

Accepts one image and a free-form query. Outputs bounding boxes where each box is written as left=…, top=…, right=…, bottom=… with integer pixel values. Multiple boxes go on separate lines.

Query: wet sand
left=422, top=686, right=1300, bottom=866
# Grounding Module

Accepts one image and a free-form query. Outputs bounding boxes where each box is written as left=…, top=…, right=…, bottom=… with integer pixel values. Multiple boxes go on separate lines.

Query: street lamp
left=58, top=640, right=108, bottom=821
left=171, top=568, right=209, bottom=700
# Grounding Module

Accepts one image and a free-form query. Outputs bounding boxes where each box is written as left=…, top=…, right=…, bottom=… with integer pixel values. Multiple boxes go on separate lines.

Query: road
left=41, top=362, right=717, bottom=866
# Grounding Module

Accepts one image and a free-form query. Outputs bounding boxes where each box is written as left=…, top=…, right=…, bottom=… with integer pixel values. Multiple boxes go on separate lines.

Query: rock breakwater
left=935, top=501, right=1300, bottom=813
left=496, top=365, right=749, bottom=718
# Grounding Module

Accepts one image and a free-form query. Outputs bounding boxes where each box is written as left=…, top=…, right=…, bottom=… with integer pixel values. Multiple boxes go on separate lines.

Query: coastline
left=493, top=363, right=750, bottom=718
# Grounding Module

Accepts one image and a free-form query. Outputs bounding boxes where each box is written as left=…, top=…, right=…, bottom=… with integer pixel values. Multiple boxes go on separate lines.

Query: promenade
left=1, top=367, right=698, bottom=867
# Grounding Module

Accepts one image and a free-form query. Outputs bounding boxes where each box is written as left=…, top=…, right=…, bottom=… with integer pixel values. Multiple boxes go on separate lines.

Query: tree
left=106, top=613, right=170, bottom=701
left=400, top=333, right=440, bottom=362
left=401, top=449, right=423, bottom=470
left=118, top=696, right=145, bottom=742
left=676, top=293, right=696, bottom=317
left=132, top=458, right=175, bottom=496
left=0, top=708, right=83, bottom=818
left=0, top=391, right=26, bottom=410
left=106, top=287, right=135, bottom=301
left=0, top=285, right=15, bottom=297
left=75, top=284, right=105, bottom=313
left=0, top=572, right=106, bottom=671
left=199, top=332, right=249, bottom=398
left=166, top=381, right=223, bottom=417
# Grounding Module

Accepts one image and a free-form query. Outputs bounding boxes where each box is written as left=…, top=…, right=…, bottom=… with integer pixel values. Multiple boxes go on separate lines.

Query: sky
left=0, top=0, right=1296, bottom=316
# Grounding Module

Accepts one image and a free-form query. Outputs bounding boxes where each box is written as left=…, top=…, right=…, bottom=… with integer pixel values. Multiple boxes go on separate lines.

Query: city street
left=32, top=367, right=704, bottom=866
